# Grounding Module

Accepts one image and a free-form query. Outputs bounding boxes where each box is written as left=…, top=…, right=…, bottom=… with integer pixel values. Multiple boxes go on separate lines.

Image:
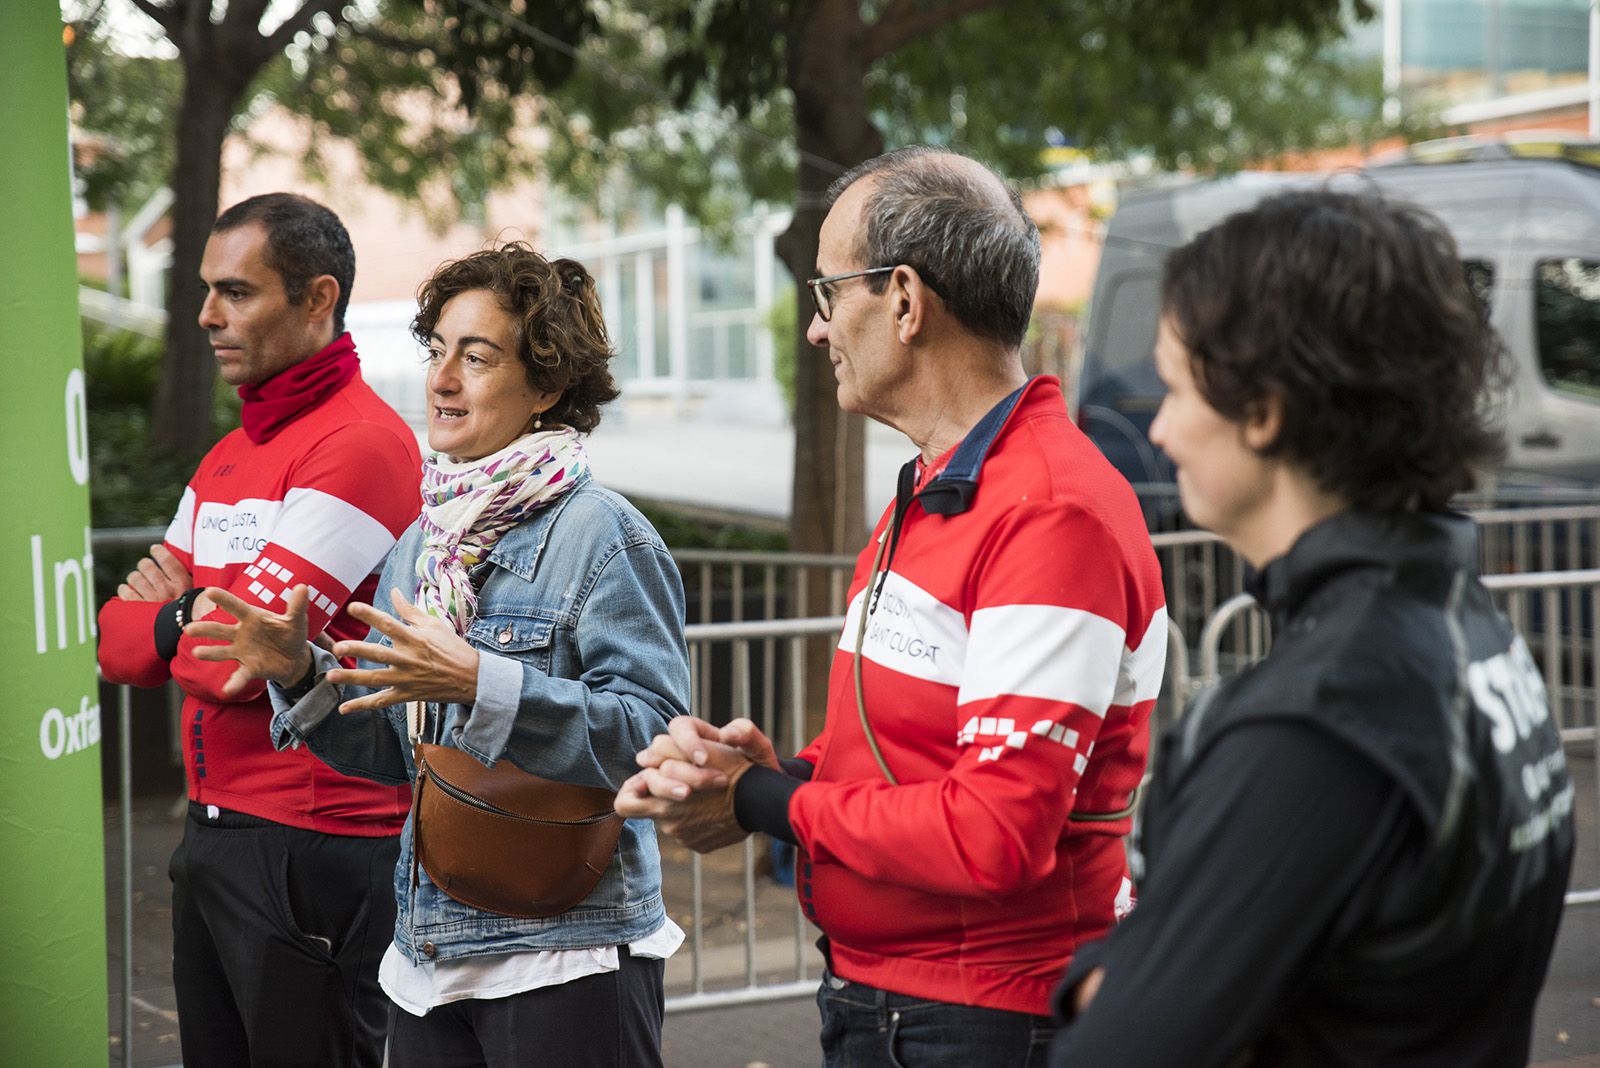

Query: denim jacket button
left=497, top=628, right=513, bottom=645
left=421, top=941, right=437, bottom=958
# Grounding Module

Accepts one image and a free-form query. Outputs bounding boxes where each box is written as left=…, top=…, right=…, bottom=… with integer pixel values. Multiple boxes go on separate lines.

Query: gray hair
left=826, top=146, right=1040, bottom=349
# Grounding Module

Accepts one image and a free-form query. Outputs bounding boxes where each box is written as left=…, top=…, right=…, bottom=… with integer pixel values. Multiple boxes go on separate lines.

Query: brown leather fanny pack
left=411, top=742, right=624, bottom=918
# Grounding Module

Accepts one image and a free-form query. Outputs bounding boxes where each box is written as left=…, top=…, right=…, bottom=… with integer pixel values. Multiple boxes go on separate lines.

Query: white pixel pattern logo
left=957, top=715, right=1090, bottom=772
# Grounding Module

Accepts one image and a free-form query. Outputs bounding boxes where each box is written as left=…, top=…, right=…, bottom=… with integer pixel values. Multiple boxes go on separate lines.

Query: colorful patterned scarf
left=415, top=428, right=589, bottom=634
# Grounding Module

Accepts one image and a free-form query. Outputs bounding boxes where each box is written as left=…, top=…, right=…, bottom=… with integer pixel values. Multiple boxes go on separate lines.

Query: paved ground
left=105, top=795, right=827, bottom=1068
left=107, top=766, right=1600, bottom=1068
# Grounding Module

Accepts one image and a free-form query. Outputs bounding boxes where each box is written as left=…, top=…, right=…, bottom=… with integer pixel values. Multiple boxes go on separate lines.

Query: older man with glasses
left=617, top=146, right=1166, bottom=1068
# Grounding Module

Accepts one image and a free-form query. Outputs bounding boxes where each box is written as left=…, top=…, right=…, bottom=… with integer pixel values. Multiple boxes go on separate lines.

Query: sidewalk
left=107, top=786, right=1599, bottom=1067
left=105, top=795, right=826, bottom=1068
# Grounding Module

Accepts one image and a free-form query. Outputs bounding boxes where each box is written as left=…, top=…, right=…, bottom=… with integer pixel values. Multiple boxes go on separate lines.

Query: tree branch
left=259, top=0, right=349, bottom=61
left=125, top=0, right=177, bottom=33
left=346, top=22, right=436, bottom=56
left=865, top=0, right=1011, bottom=61
left=214, top=0, right=273, bottom=66
left=227, top=0, right=275, bottom=35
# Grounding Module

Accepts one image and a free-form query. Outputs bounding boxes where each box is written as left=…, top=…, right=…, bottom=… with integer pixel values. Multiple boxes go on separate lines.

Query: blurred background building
left=71, top=0, right=1600, bottom=438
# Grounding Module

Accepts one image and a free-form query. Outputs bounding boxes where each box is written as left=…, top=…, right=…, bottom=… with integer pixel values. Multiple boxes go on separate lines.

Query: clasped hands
left=615, top=716, right=780, bottom=853
left=184, top=585, right=480, bottom=713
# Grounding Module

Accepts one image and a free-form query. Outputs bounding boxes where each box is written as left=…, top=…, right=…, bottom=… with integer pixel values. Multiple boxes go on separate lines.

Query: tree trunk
left=778, top=0, right=885, bottom=559
left=777, top=0, right=885, bottom=737
left=152, top=52, right=240, bottom=456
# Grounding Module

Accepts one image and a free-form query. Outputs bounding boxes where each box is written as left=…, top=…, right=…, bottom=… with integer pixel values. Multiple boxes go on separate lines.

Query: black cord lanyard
left=854, top=458, right=929, bottom=784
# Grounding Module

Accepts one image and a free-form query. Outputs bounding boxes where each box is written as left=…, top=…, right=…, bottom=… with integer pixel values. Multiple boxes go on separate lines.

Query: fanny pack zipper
left=421, top=751, right=615, bottom=826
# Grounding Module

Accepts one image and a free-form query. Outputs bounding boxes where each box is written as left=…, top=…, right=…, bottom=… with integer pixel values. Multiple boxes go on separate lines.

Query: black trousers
left=169, top=805, right=399, bottom=1068
left=386, top=948, right=666, bottom=1068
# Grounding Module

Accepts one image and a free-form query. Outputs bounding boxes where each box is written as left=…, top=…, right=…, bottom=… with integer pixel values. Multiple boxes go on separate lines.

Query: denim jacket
left=269, top=474, right=689, bottom=962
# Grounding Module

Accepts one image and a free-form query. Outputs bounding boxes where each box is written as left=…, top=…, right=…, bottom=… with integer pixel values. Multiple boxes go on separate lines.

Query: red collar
left=238, top=333, right=360, bottom=443
left=915, top=375, right=1062, bottom=495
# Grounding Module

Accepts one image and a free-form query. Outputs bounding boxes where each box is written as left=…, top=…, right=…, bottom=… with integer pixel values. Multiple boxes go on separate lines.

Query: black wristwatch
left=153, top=587, right=204, bottom=662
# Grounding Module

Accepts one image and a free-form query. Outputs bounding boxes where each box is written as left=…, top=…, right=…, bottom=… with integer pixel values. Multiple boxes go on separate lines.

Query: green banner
left=0, top=1, right=109, bottom=1062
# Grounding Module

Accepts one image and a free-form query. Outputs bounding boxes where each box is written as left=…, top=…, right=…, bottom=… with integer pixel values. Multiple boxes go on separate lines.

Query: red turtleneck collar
left=238, top=333, right=360, bottom=443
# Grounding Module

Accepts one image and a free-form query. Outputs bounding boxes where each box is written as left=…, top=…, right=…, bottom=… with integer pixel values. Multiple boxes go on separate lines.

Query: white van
left=1078, top=136, right=1600, bottom=500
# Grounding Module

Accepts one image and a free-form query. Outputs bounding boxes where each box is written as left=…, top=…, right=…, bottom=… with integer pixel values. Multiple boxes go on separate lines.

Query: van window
left=1094, top=269, right=1162, bottom=389
left=1535, top=259, right=1600, bottom=401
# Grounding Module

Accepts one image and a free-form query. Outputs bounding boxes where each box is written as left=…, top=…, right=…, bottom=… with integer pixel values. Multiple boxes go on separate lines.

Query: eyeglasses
left=806, top=266, right=896, bottom=322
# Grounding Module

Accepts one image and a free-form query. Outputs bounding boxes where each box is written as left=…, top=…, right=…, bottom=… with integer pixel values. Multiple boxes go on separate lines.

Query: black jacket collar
left=1247, top=509, right=1479, bottom=623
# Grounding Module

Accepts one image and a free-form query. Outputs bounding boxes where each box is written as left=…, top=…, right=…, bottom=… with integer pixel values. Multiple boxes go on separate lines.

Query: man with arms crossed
left=618, top=147, right=1167, bottom=1066
left=98, top=194, right=421, bottom=1067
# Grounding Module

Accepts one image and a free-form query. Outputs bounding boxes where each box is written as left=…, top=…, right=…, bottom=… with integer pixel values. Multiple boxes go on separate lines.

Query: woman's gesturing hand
left=324, top=588, right=481, bottom=715
left=186, top=585, right=314, bottom=697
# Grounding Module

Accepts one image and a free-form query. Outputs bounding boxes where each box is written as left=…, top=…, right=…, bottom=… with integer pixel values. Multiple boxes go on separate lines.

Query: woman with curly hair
left=1051, top=189, right=1574, bottom=1067
left=190, top=243, right=688, bottom=1066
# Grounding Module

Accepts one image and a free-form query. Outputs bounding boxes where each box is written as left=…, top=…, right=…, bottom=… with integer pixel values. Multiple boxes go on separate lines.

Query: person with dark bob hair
left=189, top=242, right=690, bottom=1067
left=1050, top=188, right=1574, bottom=1066
left=1160, top=186, right=1505, bottom=513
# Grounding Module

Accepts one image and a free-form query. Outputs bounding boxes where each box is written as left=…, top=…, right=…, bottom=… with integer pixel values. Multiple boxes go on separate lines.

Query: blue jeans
left=816, top=968, right=1058, bottom=1067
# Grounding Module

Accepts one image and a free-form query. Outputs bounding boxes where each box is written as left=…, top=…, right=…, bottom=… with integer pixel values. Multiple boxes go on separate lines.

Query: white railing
left=79, top=286, right=165, bottom=338
left=93, top=520, right=1600, bottom=1054
left=669, top=506, right=1600, bottom=654
left=667, top=617, right=844, bottom=1012
left=1156, top=505, right=1600, bottom=667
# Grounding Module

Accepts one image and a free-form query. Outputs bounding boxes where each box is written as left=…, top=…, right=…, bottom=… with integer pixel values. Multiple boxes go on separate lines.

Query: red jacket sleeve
left=171, top=422, right=420, bottom=704
left=788, top=500, right=1167, bottom=897
left=98, top=597, right=172, bottom=687
left=97, top=488, right=199, bottom=687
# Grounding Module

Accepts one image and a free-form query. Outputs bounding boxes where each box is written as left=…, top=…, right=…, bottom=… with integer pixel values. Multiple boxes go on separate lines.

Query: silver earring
left=533, top=413, right=542, bottom=430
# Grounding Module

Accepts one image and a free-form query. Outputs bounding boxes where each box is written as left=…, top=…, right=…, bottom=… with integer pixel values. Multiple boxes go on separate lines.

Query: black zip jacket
left=1051, top=509, right=1575, bottom=1067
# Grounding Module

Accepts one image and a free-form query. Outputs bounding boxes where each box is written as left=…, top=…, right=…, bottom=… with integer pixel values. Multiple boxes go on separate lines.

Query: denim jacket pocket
left=466, top=615, right=556, bottom=674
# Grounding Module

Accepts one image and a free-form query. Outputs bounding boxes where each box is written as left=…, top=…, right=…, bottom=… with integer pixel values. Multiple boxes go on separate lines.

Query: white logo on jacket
left=191, top=498, right=282, bottom=566
left=838, top=572, right=967, bottom=687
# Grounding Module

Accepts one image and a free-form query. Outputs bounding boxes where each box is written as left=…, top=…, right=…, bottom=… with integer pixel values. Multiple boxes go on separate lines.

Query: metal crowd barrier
left=670, top=548, right=856, bottom=625
left=1153, top=504, right=1600, bottom=671
left=667, top=616, right=845, bottom=1012
left=96, top=518, right=1600, bottom=1052
left=673, top=507, right=1600, bottom=639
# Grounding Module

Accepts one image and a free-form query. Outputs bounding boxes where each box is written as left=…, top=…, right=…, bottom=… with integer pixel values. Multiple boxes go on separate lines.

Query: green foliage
left=64, top=4, right=182, bottom=214
left=83, top=326, right=163, bottom=412
left=83, top=325, right=240, bottom=596
left=660, top=0, right=791, bottom=117
left=561, top=0, right=1403, bottom=192
left=74, top=0, right=1405, bottom=264
left=243, top=0, right=604, bottom=230
left=528, top=4, right=798, bottom=231
left=405, top=0, right=596, bottom=113
left=69, top=1, right=606, bottom=235
left=766, top=286, right=798, bottom=415
left=274, top=0, right=797, bottom=234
